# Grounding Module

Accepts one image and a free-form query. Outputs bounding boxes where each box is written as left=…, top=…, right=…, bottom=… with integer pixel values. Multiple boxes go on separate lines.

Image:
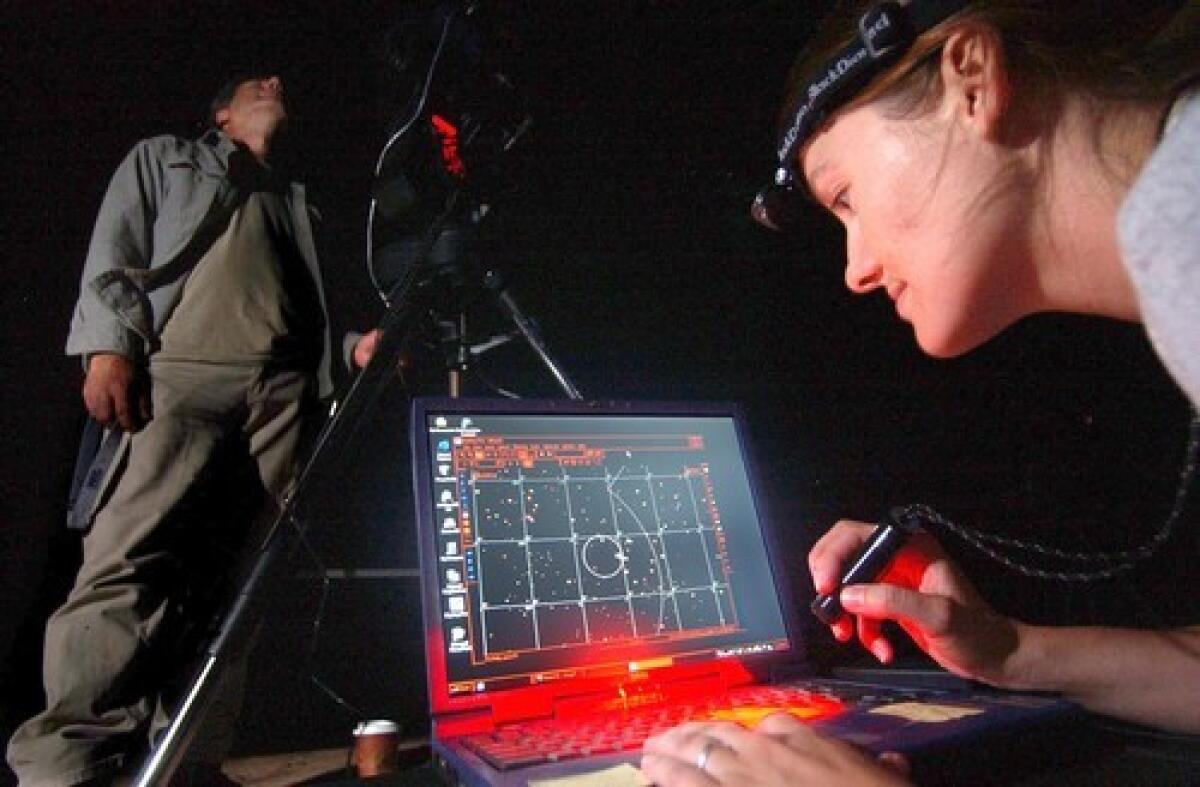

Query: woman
left=641, top=1, right=1198, bottom=783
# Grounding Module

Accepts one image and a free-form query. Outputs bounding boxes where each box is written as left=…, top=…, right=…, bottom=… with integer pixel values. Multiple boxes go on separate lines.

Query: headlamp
left=751, top=0, right=971, bottom=231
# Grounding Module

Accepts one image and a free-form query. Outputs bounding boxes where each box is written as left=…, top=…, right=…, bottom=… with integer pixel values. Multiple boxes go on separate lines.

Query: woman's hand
left=641, top=714, right=910, bottom=786
left=808, top=519, right=1023, bottom=687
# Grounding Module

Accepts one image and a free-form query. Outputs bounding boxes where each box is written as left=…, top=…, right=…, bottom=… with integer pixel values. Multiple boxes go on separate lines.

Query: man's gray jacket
left=65, top=130, right=334, bottom=398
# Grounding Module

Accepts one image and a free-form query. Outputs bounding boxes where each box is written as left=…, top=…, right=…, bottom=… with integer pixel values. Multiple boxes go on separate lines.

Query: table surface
left=221, top=721, right=1200, bottom=786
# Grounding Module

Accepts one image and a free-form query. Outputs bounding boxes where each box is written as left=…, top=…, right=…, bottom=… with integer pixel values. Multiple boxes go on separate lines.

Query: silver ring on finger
left=696, top=737, right=722, bottom=774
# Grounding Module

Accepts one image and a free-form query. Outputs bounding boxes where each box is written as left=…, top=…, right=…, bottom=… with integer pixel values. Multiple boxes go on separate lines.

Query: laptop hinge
left=435, top=708, right=496, bottom=739
left=488, top=659, right=758, bottom=725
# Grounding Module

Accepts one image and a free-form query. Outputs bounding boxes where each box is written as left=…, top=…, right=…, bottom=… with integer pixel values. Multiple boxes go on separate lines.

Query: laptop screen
left=411, top=398, right=791, bottom=711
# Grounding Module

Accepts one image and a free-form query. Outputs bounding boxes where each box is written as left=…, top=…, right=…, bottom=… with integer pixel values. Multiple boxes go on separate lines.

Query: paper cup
left=352, top=719, right=400, bottom=777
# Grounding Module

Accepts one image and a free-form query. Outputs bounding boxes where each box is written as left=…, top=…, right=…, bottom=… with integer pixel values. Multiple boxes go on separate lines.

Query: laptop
left=409, top=397, right=1088, bottom=786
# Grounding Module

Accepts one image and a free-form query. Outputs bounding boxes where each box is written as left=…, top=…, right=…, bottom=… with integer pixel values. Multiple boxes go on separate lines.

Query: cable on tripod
left=366, top=8, right=457, bottom=304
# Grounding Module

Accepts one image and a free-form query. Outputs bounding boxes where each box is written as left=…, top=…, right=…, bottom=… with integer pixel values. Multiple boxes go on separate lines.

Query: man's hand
left=83, top=353, right=151, bottom=431
left=352, top=328, right=382, bottom=369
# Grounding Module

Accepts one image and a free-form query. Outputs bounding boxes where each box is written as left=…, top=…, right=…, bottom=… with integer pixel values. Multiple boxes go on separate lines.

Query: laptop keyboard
left=457, top=684, right=864, bottom=771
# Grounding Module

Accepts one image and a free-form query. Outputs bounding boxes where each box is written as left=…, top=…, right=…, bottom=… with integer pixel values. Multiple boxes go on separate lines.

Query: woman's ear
left=939, top=22, right=1010, bottom=141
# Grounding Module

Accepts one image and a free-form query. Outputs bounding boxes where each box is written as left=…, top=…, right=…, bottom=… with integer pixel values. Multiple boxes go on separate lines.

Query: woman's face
left=801, top=100, right=1034, bottom=357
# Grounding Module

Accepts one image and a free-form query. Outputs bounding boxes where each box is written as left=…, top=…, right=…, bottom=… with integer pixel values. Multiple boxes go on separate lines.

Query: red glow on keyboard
left=706, top=696, right=844, bottom=726
left=454, top=687, right=847, bottom=771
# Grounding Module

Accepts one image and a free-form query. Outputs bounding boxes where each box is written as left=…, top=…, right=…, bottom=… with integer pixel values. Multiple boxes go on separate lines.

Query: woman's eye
left=831, top=189, right=851, bottom=212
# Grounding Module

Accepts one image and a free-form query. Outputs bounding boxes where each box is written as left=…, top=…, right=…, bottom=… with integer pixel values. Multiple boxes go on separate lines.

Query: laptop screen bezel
left=409, top=396, right=802, bottom=720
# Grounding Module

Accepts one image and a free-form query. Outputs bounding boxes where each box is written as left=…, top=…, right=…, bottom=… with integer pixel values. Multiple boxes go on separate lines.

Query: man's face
left=215, top=75, right=287, bottom=142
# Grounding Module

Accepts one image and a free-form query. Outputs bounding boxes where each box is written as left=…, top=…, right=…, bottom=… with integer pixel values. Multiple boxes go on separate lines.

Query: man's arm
left=66, top=140, right=163, bottom=363
left=68, top=140, right=164, bottom=429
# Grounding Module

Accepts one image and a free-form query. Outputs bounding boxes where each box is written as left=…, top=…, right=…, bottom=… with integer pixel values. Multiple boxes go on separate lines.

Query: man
left=7, top=73, right=373, bottom=786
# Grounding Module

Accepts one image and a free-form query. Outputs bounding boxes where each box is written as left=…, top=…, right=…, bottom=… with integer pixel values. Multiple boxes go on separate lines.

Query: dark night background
left=2, top=0, right=1197, bottom=778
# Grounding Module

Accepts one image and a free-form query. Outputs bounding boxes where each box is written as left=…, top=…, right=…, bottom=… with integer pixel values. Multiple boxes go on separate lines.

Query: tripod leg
left=483, top=270, right=584, bottom=400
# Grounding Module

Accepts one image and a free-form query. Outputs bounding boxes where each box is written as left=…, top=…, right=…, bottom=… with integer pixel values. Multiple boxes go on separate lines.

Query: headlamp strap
left=860, top=2, right=911, bottom=59
left=775, top=0, right=971, bottom=180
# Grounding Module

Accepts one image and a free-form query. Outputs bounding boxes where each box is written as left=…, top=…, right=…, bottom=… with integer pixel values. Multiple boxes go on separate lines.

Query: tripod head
left=368, top=1, right=532, bottom=303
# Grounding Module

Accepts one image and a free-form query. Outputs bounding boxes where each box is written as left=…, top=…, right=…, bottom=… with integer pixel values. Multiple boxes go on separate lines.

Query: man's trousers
left=7, top=359, right=314, bottom=786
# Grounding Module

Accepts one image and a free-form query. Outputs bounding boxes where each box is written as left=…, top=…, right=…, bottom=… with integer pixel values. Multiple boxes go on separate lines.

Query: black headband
left=776, top=0, right=971, bottom=178
left=753, top=0, right=970, bottom=230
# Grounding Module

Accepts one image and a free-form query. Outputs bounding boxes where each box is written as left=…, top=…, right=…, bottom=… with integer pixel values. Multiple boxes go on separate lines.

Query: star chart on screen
left=428, top=419, right=738, bottom=670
